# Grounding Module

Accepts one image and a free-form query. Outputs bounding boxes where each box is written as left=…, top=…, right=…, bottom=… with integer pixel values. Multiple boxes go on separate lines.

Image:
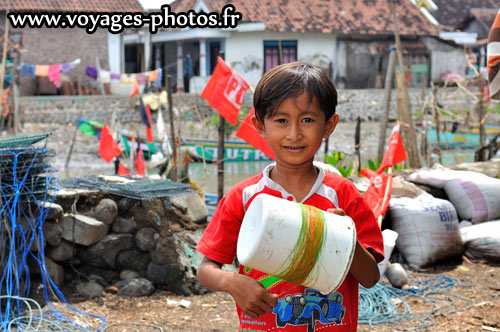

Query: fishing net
left=59, top=175, right=195, bottom=200
left=0, top=134, right=109, bottom=331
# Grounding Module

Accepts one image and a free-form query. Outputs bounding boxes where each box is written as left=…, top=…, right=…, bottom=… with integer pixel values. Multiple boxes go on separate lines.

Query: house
left=426, top=0, right=499, bottom=69
left=0, top=0, right=143, bottom=96
left=122, top=0, right=450, bottom=91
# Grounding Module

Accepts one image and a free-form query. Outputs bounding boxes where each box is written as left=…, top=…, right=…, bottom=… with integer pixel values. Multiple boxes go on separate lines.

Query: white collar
left=261, top=162, right=325, bottom=203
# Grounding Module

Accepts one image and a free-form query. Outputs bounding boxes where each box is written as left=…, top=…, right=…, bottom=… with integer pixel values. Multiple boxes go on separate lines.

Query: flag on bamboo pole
left=201, top=56, right=249, bottom=125
left=129, top=79, right=139, bottom=98
left=117, top=161, right=131, bottom=176
left=134, top=144, right=146, bottom=176
left=361, top=168, right=392, bottom=222
left=78, top=119, right=103, bottom=137
left=138, top=97, right=154, bottom=143
left=487, top=9, right=500, bottom=100
left=235, top=106, right=275, bottom=160
left=98, top=125, right=122, bottom=163
left=377, top=122, right=407, bottom=174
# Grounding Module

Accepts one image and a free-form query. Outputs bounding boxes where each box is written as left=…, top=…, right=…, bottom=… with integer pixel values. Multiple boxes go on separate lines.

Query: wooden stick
left=377, top=167, right=393, bottom=228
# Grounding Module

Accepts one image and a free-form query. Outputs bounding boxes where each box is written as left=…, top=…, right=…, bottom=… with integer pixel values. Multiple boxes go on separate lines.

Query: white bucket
left=237, top=194, right=357, bottom=294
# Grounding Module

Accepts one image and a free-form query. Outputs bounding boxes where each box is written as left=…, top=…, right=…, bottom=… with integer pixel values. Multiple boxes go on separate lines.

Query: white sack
left=389, top=194, right=463, bottom=268
left=460, top=220, right=500, bottom=262
left=409, top=167, right=500, bottom=223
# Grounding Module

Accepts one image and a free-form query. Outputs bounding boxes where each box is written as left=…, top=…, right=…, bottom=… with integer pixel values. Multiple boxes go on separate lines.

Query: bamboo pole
left=391, top=0, right=422, bottom=169
left=217, top=52, right=225, bottom=202
left=378, top=47, right=396, bottom=161
left=0, top=10, right=9, bottom=131
left=431, top=83, right=442, bottom=164
left=166, top=75, right=177, bottom=181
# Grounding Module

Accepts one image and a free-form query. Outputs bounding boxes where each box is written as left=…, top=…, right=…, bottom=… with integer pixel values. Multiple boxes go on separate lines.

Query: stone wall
left=21, top=87, right=480, bottom=125
left=37, top=188, right=210, bottom=298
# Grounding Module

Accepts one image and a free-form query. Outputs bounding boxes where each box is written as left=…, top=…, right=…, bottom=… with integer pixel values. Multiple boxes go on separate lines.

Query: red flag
left=377, top=122, right=407, bottom=174
left=201, top=57, right=249, bottom=125
left=145, top=105, right=153, bottom=143
left=361, top=168, right=392, bottom=221
left=98, top=125, right=122, bottom=163
left=235, top=107, right=275, bottom=160
left=129, top=79, right=139, bottom=98
left=134, top=144, right=146, bottom=176
left=117, top=161, right=131, bottom=176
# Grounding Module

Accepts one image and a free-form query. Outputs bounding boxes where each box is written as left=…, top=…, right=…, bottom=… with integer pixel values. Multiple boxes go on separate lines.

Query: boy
left=196, top=62, right=384, bottom=332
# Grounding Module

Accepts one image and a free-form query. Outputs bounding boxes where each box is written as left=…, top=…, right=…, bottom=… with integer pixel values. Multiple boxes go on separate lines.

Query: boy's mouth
left=283, top=145, right=305, bottom=151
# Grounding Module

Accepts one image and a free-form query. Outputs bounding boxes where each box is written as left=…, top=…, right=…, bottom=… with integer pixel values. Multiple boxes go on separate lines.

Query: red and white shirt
left=197, top=164, right=384, bottom=332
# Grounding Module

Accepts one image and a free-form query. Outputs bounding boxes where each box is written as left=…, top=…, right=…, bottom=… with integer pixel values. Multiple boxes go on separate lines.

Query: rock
left=60, top=214, right=108, bottom=246
left=41, top=202, right=64, bottom=220
left=88, top=274, right=109, bottom=287
left=78, top=266, right=118, bottom=283
left=385, top=263, right=409, bottom=288
left=43, top=221, right=62, bottom=246
left=44, top=257, right=64, bottom=288
left=141, top=198, right=166, bottom=217
left=165, top=193, right=208, bottom=225
left=112, top=217, right=137, bottom=234
left=131, top=207, right=155, bottom=229
left=76, top=281, right=105, bottom=298
left=93, top=198, right=118, bottom=225
left=116, top=249, right=151, bottom=276
left=135, top=227, right=159, bottom=252
left=147, top=262, right=184, bottom=288
left=46, top=240, right=75, bottom=262
left=120, top=269, right=140, bottom=280
left=150, top=237, right=179, bottom=265
left=117, top=197, right=138, bottom=212
left=78, top=234, right=134, bottom=269
left=116, top=278, right=155, bottom=297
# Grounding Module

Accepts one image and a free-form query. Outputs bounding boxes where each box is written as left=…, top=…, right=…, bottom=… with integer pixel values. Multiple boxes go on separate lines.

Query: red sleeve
left=343, top=183, right=385, bottom=264
left=196, top=186, right=246, bottom=265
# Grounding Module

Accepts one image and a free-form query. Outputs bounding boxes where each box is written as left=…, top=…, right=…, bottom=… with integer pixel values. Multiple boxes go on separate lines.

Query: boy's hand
left=327, top=208, right=346, bottom=216
left=226, top=273, right=278, bottom=319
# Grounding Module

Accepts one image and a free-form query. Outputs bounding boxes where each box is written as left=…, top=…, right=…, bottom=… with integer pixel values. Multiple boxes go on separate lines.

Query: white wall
left=225, top=31, right=337, bottom=88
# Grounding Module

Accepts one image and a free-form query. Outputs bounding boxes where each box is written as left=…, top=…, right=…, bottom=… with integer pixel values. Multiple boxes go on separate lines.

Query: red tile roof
left=431, top=0, right=499, bottom=31
left=0, top=0, right=143, bottom=12
left=170, top=0, right=439, bottom=36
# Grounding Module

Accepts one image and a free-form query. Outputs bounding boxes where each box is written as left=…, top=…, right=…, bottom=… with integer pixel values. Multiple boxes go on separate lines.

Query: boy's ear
left=251, top=115, right=266, bottom=138
left=324, top=114, right=339, bottom=138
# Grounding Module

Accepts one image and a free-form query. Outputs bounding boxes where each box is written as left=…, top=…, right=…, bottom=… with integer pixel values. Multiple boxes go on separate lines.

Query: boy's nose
left=286, top=123, right=303, bottom=141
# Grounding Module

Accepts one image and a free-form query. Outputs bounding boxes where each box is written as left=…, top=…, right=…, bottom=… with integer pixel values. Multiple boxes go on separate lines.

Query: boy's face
left=252, top=92, right=338, bottom=169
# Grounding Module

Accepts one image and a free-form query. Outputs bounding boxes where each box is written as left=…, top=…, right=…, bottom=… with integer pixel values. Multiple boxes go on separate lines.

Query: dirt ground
left=51, top=257, right=498, bottom=332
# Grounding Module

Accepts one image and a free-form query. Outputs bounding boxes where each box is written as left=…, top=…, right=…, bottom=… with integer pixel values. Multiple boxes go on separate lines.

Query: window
left=264, top=40, right=297, bottom=72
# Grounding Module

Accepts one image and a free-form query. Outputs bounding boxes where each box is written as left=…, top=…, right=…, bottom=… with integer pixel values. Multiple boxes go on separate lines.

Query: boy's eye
left=302, top=118, right=313, bottom=123
left=275, top=118, right=287, bottom=124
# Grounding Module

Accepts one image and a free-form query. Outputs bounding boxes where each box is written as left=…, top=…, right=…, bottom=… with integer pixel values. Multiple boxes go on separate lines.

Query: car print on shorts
left=273, top=289, right=345, bottom=332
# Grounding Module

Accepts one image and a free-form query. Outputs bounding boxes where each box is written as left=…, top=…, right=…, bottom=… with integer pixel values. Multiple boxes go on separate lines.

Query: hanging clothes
left=153, top=68, right=163, bottom=88
left=99, top=70, right=111, bottom=84
left=61, top=63, right=72, bottom=73
left=85, top=65, right=98, bottom=79
left=35, top=65, right=49, bottom=77
left=21, top=63, right=36, bottom=78
left=148, top=70, right=158, bottom=82
left=111, top=73, right=121, bottom=80
left=48, top=65, right=62, bottom=87
left=136, top=73, right=148, bottom=85
left=120, top=73, right=136, bottom=86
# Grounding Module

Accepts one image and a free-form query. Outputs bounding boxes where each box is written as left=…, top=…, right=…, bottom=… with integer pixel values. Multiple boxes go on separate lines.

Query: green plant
left=324, top=151, right=354, bottom=178
left=205, top=102, right=251, bottom=138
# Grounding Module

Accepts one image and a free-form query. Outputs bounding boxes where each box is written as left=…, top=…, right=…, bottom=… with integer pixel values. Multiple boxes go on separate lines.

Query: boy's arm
left=196, top=256, right=278, bottom=319
left=328, top=209, right=380, bottom=288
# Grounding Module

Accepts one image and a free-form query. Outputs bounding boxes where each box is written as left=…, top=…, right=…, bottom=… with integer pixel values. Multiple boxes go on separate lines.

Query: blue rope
left=359, top=274, right=475, bottom=332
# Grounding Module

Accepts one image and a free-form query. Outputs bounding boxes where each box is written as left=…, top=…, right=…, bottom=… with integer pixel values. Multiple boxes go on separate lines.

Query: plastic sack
left=460, top=220, right=500, bottom=262
left=409, top=167, right=500, bottom=223
left=389, top=194, right=463, bottom=268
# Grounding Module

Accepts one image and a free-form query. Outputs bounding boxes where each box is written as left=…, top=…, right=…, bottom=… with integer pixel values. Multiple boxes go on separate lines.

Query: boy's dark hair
left=253, top=62, right=338, bottom=122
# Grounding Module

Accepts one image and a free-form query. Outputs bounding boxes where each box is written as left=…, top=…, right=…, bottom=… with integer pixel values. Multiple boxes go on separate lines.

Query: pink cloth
left=48, top=65, right=62, bottom=87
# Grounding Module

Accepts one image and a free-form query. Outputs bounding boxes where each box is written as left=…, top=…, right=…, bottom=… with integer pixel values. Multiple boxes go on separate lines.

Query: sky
left=137, top=0, right=175, bottom=9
